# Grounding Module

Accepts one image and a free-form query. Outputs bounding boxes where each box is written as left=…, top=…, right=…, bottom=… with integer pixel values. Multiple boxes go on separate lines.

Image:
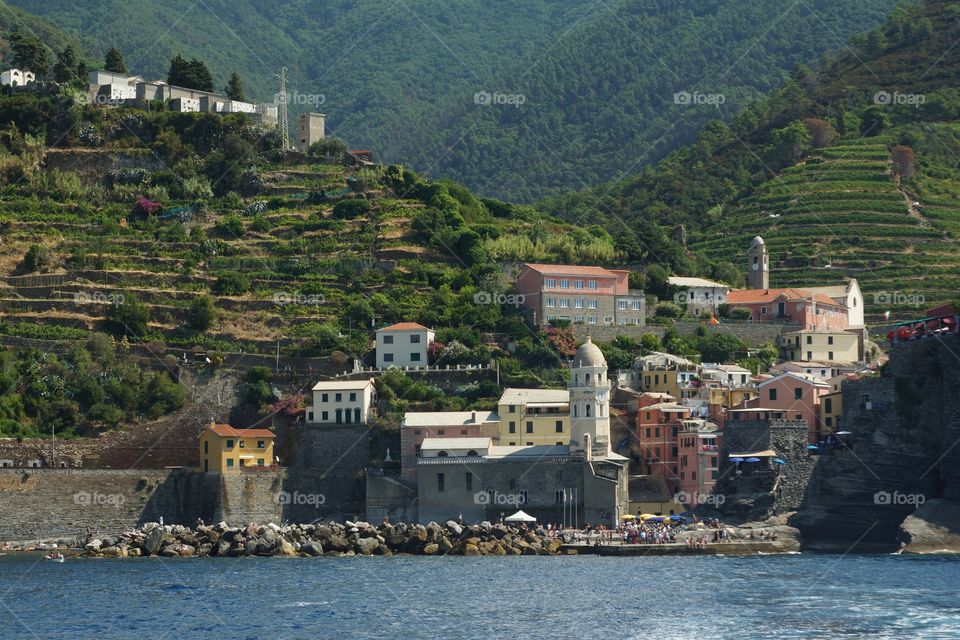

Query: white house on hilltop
left=306, top=379, right=377, bottom=425
left=375, top=323, right=435, bottom=369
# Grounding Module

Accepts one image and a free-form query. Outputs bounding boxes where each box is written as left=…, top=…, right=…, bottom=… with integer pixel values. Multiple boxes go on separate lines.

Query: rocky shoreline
left=75, top=520, right=568, bottom=558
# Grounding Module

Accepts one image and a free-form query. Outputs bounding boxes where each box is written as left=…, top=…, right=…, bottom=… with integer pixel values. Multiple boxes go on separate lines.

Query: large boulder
left=423, top=543, right=439, bottom=555
left=445, top=521, right=463, bottom=536
left=355, top=537, right=380, bottom=556
left=143, top=528, right=165, bottom=555
left=898, top=499, right=960, bottom=553
left=300, top=541, right=324, bottom=556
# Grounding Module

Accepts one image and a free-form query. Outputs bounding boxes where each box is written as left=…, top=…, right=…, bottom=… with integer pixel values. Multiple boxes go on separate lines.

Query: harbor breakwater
left=79, top=520, right=568, bottom=558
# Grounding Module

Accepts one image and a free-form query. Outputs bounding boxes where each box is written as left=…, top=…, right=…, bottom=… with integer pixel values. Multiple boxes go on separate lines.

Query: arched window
left=585, top=373, right=591, bottom=383
left=466, top=450, right=478, bottom=457
left=573, top=404, right=578, bottom=417
left=574, top=373, right=579, bottom=383
left=437, top=450, right=448, bottom=457
left=585, top=404, right=592, bottom=418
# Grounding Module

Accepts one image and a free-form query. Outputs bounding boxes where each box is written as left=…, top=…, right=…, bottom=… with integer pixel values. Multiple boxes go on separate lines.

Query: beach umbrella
left=807, top=444, right=819, bottom=450
left=835, top=431, right=853, bottom=436
left=773, top=458, right=786, bottom=464
left=745, top=457, right=761, bottom=463
left=729, top=457, right=744, bottom=463
left=621, top=514, right=636, bottom=521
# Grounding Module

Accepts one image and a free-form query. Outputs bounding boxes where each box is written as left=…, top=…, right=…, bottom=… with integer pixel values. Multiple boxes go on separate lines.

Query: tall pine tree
left=224, top=72, right=245, bottom=101
left=104, top=47, right=127, bottom=74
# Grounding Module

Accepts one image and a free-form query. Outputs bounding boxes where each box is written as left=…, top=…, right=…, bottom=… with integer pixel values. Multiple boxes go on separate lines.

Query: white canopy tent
left=504, top=510, right=537, bottom=523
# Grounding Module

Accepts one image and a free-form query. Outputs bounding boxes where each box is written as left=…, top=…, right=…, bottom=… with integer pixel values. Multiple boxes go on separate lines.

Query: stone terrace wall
left=219, top=470, right=285, bottom=525
left=0, top=469, right=217, bottom=541
left=573, top=321, right=798, bottom=346
left=279, top=424, right=370, bottom=522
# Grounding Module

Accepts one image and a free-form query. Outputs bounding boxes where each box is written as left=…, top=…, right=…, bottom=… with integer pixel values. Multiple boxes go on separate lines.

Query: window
left=465, top=472, right=473, bottom=491
left=411, top=352, right=421, bottom=362
left=828, top=352, right=834, bottom=360
left=321, top=393, right=329, bottom=402
left=828, top=336, right=834, bottom=345
left=526, top=421, right=533, bottom=433
left=349, top=392, right=357, bottom=401
left=761, top=306, right=767, bottom=315
left=414, top=429, right=421, bottom=435
left=560, top=279, right=569, bottom=289
left=556, top=420, right=563, bottom=433
left=795, top=387, right=803, bottom=400
left=806, top=335, right=812, bottom=344
left=461, top=429, right=468, bottom=435
left=604, top=316, right=613, bottom=324
left=588, top=280, right=597, bottom=290
left=645, top=412, right=651, bottom=421
left=257, top=458, right=265, bottom=467
left=769, top=389, right=777, bottom=401
left=585, top=405, right=591, bottom=417
left=560, top=299, right=569, bottom=308
left=438, top=430, right=445, bottom=435
left=588, top=300, right=597, bottom=309
left=632, top=301, right=641, bottom=311
left=825, top=417, right=833, bottom=427
left=384, top=353, right=394, bottom=363
left=655, top=427, right=660, bottom=437
left=204, top=441, right=208, bottom=454
left=226, top=459, right=234, bottom=468
left=645, top=428, right=651, bottom=437
left=575, top=316, right=584, bottom=323
left=239, top=441, right=245, bottom=448
left=410, top=334, right=421, bottom=344
left=588, top=317, right=597, bottom=324
left=226, top=439, right=234, bottom=449
left=807, top=351, right=812, bottom=360
left=383, top=335, right=394, bottom=345
left=415, top=444, right=421, bottom=456
left=437, top=473, right=445, bottom=492
left=824, top=398, right=833, bottom=413
left=575, top=298, right=584, bottom=309
left=321, top=411, right=329, bottom=421
left=547, top=297, right=556, bottom=307
left=509, top=421, right=516, bottom=434
left=335, top=393, right=342, bottom=402
left=545, top=278, right=556, bottom=288
left=575, top=280, right=584, bottom=289
left=618, top=300, right=628, bottom=310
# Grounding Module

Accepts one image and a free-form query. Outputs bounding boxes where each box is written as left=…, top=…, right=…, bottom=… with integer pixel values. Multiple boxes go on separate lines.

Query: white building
left=667, top=276, right=730, bottom=312
left=375, top=322, right=435, bottom=369
left=218, top=100, right=257, bottom=114
left=1, top=68, right=35, bottom=87
left=306, top=378, right=377, bottom=425
left=568, top=337, right=613, bottom=458
left=806, top=279, right=864, bottom=329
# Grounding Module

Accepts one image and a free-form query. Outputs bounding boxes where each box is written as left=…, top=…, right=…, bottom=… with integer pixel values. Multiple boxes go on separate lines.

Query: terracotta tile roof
left=523, top=263, right=623, bottom=277
left=378, top=322, right=431, bottom=332
left=207, top=423, right=275, bottom=439
left=726, top=288, right=841, bottom=307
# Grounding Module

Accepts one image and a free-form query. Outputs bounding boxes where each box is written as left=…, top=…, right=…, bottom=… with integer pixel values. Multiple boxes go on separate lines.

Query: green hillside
left=544, top=0, right=960, bottom=319
left=4, top=0, right=898, bottom=201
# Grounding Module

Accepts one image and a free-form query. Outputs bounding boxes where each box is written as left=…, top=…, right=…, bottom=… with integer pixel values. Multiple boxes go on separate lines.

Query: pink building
left=740, top=372, right=830, bottom=443
left=399, top=410, right=499, bottom=480
left=726, top=288, right=849, bottom=331
left=676, top=421, right=721, bottom=507
left=636, top=392, right=690, bottom=488
left=515, top=263, right=645, bottom=327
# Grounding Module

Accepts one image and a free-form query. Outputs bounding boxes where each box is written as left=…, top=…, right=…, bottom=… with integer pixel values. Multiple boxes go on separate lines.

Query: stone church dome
left=572, top=336, right=606, bottom=369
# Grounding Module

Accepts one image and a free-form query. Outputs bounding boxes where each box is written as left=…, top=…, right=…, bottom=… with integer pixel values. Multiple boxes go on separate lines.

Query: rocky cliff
left=791, top=334, right=960, bottom=552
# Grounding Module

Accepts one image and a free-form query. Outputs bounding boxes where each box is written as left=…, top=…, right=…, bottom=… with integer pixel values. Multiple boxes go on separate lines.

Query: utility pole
left=277, top=66, right=291, bottom=151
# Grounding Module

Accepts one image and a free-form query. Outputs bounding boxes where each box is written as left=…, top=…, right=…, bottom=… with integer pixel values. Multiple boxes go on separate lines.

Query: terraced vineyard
left=690, top=140, right=957, bottom=323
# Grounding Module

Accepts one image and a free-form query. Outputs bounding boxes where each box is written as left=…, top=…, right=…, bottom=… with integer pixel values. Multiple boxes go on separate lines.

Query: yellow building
left=636, top=353, right=700, bottom=401
left=199, top=422, right=276, bottom=473
left=496, top=388, right=570, bottom=446
left=821, top=373, right=851, bottom=434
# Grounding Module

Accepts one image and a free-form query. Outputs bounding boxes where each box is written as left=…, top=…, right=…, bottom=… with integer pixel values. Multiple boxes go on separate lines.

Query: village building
left=740, top=372, right=830, bottom=443
left=306, top=379, right=377, bottom=426
left=769, top=361, right=861, bottom=380
left=726, top=288, right=850, bottom=330
left=496, top=388, right=569, bottom=446
left=375, top=322, right=435, bottom=369
left=399, top=410, right=499, bottom=480
left=198, top=422, right=275, bottom=473
left=515, top=263, right=645, bottom=327
left=667, top=276, right=730, bottom=313
left=634, top=352, right=700, bottom=401
left=778, top=329, right=861, bottom=363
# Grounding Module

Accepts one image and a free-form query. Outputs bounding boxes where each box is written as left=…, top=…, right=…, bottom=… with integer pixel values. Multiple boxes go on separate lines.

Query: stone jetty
left=79, top=520, right=567, bottom=558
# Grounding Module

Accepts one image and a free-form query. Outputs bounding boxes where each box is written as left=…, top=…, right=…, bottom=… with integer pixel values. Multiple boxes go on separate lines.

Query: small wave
left=277, top=601, right=330, bottom=608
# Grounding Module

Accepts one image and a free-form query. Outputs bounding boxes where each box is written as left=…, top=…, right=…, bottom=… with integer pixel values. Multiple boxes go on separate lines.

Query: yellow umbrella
left=640, top=514, right=656, bottom=520
left=621, top=514, right=636, bottom=521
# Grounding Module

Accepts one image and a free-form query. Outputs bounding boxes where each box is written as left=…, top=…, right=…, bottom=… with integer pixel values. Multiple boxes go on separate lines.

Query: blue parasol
left=729, top=457, right=744, bottom=463
left=773, top=458, right=786, bottom=464
left=745, top=457, right=762, bottom=463
left=807, top=444, right=819, bottom=450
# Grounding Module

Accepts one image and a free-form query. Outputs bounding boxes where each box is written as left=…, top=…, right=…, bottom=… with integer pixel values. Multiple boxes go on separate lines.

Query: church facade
left=415, top=338, right=629, bottom=526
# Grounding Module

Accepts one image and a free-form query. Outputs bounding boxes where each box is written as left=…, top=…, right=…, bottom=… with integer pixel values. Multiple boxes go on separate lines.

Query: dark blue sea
left=1, top=554, right=958, bottom=639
